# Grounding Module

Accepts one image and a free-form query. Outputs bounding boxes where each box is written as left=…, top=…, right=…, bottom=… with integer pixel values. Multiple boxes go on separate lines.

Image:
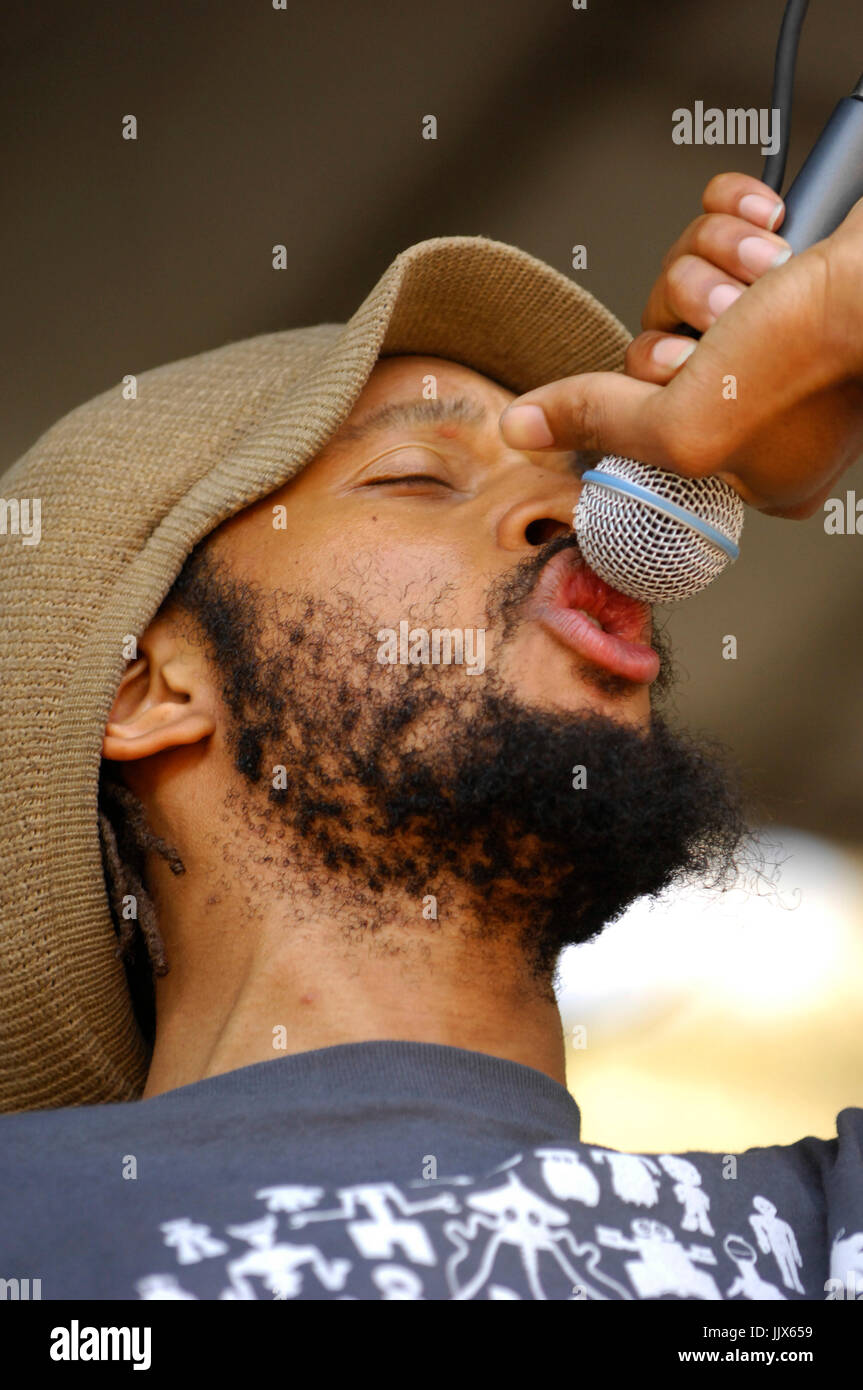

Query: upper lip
left=528, top=547, right=654, bottom=645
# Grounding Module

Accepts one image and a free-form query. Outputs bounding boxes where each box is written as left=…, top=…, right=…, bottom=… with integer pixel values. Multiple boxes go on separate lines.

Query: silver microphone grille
left=573, top=455, right=745, bottom=604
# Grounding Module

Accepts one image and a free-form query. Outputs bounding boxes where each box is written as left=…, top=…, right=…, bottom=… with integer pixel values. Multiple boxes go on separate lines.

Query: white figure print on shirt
left=830, top=1227, right=863, bottom=1287
left=589, top=1150, right=662, bottom=1206
left=749, top=1195, right=804, bottom=1293
left=221, top=1213, right=351, bottom=1300
left=137, top=1274, right=199, bottom=1300
left=287, top=1182, right=459, bottom=1264
left=443, top=1169, right=630, bottom=1300
left=596, top=1218, right=721, bottom=1300
left=135, top=1147, right=811, bottom=1301
left=659, top=1155, right=715, bottom=1236
left=159, top=1219, right=229, bottom=1264
left=535, top=1148, right=601, bottom=1206
left=255, top=1185, right=324, bottom=1215
left=722, top=1235, right=786, bottom=1300
left=369, top=1264, right=426, bottom=1300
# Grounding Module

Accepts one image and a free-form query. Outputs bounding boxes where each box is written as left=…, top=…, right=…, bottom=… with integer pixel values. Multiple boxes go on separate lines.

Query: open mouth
left=528, top=548, right=661, bottom=686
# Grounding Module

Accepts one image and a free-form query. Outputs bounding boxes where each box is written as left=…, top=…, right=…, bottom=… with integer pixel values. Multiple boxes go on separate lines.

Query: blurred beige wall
left=562, top=833, right=863, bottom=1151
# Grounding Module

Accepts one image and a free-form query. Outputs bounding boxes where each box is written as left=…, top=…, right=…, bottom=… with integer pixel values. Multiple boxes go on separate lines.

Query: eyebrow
left=327, top=393, right=591, bottom=473
left=328, top=395, right=486, bottom=449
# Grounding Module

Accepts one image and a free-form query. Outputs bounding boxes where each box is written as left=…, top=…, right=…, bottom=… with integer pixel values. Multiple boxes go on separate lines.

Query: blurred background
left=2, top=0, right=861, bottom=1149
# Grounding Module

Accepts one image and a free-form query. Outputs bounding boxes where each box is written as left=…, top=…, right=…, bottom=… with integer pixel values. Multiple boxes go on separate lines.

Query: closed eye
left=364, top=474, right=453, bottom=488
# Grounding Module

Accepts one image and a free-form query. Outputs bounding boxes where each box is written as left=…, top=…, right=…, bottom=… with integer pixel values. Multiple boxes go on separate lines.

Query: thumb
left=499, top=371, right=668, bottom=461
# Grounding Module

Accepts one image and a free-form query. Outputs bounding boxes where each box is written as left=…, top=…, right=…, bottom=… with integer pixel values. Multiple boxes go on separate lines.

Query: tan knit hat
left=0, top=235, right=631, bottom=1113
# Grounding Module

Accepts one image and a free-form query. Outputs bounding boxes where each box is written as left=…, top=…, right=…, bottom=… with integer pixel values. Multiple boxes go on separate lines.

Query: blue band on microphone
left=580, top=470, right=740, bottom=561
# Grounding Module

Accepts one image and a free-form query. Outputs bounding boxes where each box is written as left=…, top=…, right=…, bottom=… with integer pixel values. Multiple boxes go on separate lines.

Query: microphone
left=575, top=457, right=744, bottom=605
left=574, top=29, right=863, bottom=604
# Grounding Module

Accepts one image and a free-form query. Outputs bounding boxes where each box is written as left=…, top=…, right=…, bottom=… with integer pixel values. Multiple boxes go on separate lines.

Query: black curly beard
left=164, top=534, right=749, bottom=982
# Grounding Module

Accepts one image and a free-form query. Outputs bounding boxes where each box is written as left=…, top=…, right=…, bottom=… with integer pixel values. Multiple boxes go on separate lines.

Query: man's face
left=149, top=352, right=744, bottom=971
left=211, top=354, right=658, bottom=729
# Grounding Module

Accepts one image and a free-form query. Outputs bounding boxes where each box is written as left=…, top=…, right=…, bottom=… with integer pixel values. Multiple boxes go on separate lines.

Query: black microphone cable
left=761, top=0, right=811, bottom=194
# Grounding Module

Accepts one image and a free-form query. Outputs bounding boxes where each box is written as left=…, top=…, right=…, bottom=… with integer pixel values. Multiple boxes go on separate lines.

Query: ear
left=102, top=616, right=217, bottom=762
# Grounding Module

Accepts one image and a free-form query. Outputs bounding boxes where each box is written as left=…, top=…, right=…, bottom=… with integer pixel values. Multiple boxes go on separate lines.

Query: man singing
left=1, top=171, right=861, bottom=1301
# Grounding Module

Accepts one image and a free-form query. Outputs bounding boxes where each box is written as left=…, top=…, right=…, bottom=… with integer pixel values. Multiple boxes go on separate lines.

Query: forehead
left=335, top=354, right=515, bottom=429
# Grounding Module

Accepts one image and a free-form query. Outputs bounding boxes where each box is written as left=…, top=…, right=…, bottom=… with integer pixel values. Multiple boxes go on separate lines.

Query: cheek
left=249, top=501, right=490, bottom=626
left=315, top=530, right=489, bottom=622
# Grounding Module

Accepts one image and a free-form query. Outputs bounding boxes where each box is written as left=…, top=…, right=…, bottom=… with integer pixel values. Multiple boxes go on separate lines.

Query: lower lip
left=538, top=605, right=661, bottom=685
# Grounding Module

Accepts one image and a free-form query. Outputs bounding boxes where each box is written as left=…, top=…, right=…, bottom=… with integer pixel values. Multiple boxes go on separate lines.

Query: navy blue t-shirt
left=1, top=1041, right=861, bottom=1300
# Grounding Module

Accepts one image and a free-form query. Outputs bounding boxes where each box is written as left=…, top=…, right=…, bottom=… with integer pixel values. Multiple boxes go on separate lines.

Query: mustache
left=485, top=530, right=583, bottom=633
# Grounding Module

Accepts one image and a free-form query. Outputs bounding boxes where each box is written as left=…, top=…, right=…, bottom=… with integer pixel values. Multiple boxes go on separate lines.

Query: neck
left=141, top=862, right=567, bottom=1099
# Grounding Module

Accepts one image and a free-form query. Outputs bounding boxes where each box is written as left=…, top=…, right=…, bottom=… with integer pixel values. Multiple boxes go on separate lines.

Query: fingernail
left=708, top=282, right=744, bottom=317
left=738, top=235, right=792, bottom=274
left=738, top=193, right=784, bottom=230
left=500, top=403, right=554, bottom=449
left=651, top=337, right=697, bottom=368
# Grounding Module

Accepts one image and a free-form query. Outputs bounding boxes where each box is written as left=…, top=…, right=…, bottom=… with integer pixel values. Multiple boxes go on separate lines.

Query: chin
left=510, top=675, right=647, bottom=729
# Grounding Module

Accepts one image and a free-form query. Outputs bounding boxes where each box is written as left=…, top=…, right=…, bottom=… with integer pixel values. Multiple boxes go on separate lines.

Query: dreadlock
left=98, top=763, right=186, bottom=1047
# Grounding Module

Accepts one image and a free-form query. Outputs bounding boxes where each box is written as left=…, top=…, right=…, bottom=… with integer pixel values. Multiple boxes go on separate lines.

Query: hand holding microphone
left=499, top=177, right=863, bottom=594
left=500, top=0, right=863, bottom=604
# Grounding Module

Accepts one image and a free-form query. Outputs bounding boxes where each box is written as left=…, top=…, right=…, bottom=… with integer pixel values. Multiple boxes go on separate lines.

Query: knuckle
left=665, top=252, right=698, bottom=295
left=702, top=171, right=742, bottom=208
left=640, top=296, right=663, bottom=331
left=688, top=213, right=714, bottom=253
left=655, top=418, right=707, bottom=474
left=660, top=235, right=683, bottom=271
left=686, top=214, right=711, bottom=262
left=565, top=390, right=605, bottom=451
left=624, top=337, right=646, bottom=372
left=689, top=213, right=729, bottom=261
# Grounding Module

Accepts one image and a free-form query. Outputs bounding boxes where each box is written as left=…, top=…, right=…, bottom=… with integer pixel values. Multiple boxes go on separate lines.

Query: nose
left=495, top=472, right=582, bottom=552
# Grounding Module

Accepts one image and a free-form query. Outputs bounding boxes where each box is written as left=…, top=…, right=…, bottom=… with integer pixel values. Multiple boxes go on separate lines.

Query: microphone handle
left=780, top=91, right=863, bottom=252
left=671, top=88, right=863, bottom=340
